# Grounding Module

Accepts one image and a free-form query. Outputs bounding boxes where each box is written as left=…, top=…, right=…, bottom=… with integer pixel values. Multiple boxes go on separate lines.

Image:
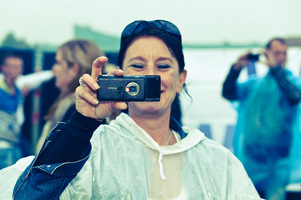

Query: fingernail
left=97, top=58, right=104, bottom=64
left=93, top=83, right=100, bottom=90
left=99, top=56, right=107, bottom=62
left=94, top=99, right=99, bottom=104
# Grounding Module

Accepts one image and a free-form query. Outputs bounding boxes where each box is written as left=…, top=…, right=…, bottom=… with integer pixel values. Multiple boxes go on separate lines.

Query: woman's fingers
left=75, top=57, right=128, bottom=120
left=107, top=68, right=124, bottom=76
left=91, top=56, right=108, bottom=80
left=76, top=86, right=99, bottom=105
left=79, top=66, right=125, bottom=97
left=81, top=74, right=100, bottom=90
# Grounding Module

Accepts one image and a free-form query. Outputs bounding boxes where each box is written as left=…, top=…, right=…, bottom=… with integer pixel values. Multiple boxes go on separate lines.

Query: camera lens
left=129, top=86, right=137, bottom=92
left=125, top=82, right=140, bottom=96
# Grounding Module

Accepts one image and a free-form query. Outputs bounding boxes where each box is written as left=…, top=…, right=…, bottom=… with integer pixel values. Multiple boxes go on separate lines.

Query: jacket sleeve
left=270, top=66, right=301, bottom=104
left=61, top=104, right=76, bottom=122
left=222, top=64, right=241, bottom=101
left=13, top=111, right=104, bottom=200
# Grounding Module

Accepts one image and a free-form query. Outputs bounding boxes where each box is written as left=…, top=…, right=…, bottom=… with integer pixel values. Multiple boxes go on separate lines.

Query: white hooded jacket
left=0, top=113, right=259, bottom=199
left=60, top=113, right=259, bottom=199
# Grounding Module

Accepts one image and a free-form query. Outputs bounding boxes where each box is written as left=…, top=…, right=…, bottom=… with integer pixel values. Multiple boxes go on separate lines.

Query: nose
left=281, top=53, right=286, bottom=61
left=145, top=64, right=157, bottom=75
left=52, top=64, right=57, bottom=73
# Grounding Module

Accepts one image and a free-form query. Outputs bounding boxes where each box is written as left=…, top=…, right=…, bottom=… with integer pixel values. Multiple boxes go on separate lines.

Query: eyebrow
left=128, top=56, right=174, bottom=63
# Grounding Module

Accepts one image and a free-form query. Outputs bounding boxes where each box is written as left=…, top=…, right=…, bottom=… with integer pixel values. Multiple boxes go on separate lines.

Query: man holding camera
left=222, top=38, right=301, bottom=200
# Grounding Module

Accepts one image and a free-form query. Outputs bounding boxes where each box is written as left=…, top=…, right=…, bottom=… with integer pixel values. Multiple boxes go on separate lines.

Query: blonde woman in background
left=35, top=39, right=104, bottom=153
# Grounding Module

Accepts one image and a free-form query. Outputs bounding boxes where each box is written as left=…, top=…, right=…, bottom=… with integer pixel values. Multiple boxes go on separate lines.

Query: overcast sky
left=1, top=0, right=300, bottom=46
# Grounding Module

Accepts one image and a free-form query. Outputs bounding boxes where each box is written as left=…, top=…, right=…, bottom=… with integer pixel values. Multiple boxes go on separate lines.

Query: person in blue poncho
left=222, top=38, right=301, bottom=200
left=0, top=52, right=24, bottom=170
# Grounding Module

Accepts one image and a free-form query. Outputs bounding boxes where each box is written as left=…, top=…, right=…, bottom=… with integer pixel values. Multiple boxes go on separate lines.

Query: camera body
left=247, top=53, right=260, bottom=61
left=97, top=75, right=160, bottom=101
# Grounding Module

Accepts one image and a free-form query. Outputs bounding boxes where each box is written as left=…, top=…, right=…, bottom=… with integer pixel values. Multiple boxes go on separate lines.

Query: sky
left=0, top=0, right=301, bottom=46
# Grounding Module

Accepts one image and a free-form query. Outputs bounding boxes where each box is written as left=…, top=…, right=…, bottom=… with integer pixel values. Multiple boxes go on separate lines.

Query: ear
left=176, top=69, right=187, bottom=93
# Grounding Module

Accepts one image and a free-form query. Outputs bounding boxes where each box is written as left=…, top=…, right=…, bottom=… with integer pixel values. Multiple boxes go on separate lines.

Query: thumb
left=113, top=102, right=128, bottom=111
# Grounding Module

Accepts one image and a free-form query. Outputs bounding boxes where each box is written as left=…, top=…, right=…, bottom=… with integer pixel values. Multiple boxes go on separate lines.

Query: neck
left=130, top=111, right=173, bottom=145
left=5, top=77, right=16, bottom=90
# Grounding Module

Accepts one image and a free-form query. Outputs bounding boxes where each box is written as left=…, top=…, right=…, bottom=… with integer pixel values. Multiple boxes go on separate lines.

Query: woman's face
left=122, top=36, right=186, bottom=118
left=52, top=50, right=75, bottom=91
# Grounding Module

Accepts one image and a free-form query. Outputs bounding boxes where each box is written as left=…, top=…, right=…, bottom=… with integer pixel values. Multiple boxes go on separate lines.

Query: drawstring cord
left=157, top=130, right=177, bottom=180
left=158, top=151, right=166, bottom=180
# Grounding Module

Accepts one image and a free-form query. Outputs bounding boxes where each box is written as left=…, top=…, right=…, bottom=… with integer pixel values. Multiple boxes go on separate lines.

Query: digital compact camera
left=97, top=75, right=161, bottom=101
left=247, top=53, right=260, bottom=62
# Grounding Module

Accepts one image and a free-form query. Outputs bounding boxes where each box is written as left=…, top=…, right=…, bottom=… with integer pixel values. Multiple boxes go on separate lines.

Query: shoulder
left=283, top=67, right=293, bottom=74
left=200, top=138, right=236, bottom=160
left=185, top=128, right=242, bottom=166
left=197, top=136, right=232, bottom=155
left=182, top=127, right=233, bottom=155
left=90, top=113, right=130, bottom=144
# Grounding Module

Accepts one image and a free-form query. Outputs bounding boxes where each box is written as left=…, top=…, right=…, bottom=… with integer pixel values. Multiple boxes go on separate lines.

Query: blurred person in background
left=222, top=38, right=301, bottom=200
left=35, top=39, right=105, bottom=153
left=0, top=51, right=54, bottom=163
left=0, top=52, right=24, bottom=169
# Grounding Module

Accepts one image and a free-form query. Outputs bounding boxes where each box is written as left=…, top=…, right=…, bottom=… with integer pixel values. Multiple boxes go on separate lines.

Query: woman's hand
left=75, top=56, right=128, bottom=120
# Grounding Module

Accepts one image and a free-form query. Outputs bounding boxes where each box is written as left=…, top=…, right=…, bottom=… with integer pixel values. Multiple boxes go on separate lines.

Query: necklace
left=165, top=131, right=173, bottom=145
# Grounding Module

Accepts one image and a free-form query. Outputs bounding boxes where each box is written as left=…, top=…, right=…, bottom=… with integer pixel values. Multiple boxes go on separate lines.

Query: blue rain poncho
left=290, top=104, right=301, bottom=183
left=0, top=113, right=259, bottom=199
left=232, top=70, right=301, bottom=184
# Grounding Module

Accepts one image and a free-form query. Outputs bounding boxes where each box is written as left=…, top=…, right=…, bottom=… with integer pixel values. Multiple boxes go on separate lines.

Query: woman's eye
left=158, top=64, right=170, bottom=69
left=131, top=64, right=144, bottom=69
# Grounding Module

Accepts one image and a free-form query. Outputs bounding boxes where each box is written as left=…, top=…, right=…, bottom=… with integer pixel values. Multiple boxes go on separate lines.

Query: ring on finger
left=85, top=89, right=94, bottom=95
left=79, top=77, right=87, bottom=87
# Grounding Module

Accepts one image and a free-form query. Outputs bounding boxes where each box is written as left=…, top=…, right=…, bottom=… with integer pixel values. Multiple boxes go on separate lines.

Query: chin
left=130, top=101, right=163, bottom=114
left=138, top=101, right=160, bottom=109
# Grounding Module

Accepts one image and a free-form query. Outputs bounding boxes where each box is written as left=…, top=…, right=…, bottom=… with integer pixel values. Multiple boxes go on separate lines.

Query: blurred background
left=1, top=0, right=301, bottom=152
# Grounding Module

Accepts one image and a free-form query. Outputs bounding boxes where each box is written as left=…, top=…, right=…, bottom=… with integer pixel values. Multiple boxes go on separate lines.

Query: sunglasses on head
left=121, top=20, right=181, bottom=40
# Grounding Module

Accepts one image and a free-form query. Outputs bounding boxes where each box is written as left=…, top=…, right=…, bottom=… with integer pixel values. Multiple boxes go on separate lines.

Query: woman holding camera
left=1, top=20, right=259, bottom=199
